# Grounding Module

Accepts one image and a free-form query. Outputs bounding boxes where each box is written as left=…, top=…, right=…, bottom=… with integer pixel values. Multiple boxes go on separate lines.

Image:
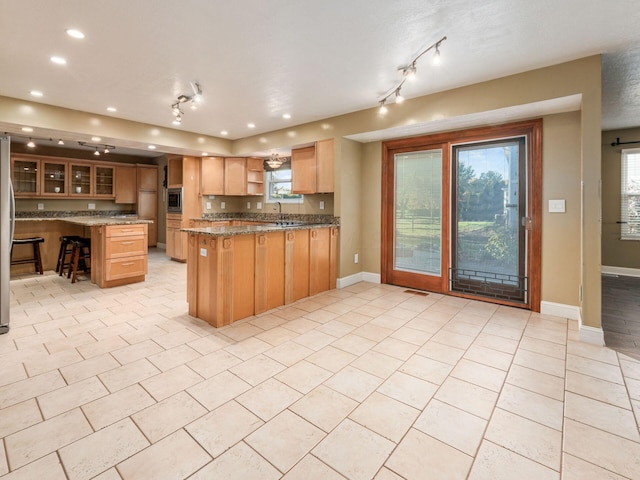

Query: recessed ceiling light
left=91, top=136, right=101, bottom=142
left=21, top=127, right=33, bottom=132
left=282, top=113, right=291, bottom=119
left=247, top=123, right=255, bottom=129
left=201, top=152, right=208, bottom=156
left=106, top=107, right=117, bottom=112
left=50, top=56, right=67, bottom=65
left=148, top=145, right=156, bottom=150
left=66, top=29, right=85, bottom=39
left=30, top=90, right=43, bottom=97
left=220, top=131, right=228, bottom=136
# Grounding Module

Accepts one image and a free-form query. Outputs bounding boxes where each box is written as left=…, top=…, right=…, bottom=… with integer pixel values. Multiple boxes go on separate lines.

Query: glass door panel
left=12, top=159, right=39, bottom=195
left=70, top=164, right=91, bottom=196
left=450, top=138, right=527, bottom=303
left=42, top=161, right=67, bottom=195
left=393, top=149, right=443, bottom=280
left=95, top=166, right=114, bottom=196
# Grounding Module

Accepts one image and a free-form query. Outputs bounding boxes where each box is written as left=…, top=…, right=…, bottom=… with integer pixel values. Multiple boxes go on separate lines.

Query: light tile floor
left=1, top=249, right=640, bottom=479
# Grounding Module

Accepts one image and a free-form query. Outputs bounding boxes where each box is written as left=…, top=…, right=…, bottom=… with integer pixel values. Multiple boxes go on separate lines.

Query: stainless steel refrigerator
left=1, top=135, right=13, bottom=334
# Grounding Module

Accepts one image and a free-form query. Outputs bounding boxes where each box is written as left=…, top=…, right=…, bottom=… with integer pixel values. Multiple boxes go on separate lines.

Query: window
left=265, top=168, right=303, bottom=203
left=621, top=149, right=640, bottom=240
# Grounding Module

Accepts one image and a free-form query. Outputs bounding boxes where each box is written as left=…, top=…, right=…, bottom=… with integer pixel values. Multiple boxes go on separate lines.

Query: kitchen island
left=182, top=222, right=339, bottom=327
left=13, top=215, right=152, bottom=288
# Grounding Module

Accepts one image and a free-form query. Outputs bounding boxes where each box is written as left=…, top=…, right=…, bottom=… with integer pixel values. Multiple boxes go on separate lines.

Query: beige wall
left=602, top=127, right=640, bottom=268
left=199, top=193, right=334, bottom=216
left=541, top=112, right=582, bottom=306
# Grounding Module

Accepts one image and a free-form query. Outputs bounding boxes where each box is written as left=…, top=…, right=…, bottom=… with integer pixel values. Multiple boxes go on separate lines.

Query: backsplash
left=201, top=212, right=340, bottom=225
left=16, top=210, right=136, bottom=219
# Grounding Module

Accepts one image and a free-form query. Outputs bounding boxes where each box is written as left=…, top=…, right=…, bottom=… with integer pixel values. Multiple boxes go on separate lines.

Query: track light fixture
left=171, top=82, right=203, bottom=125
left=377, top=35, right=447, bottom=113
left=26, top=138, right=35, bottom=148
left=78, top=141, right=115, bottom=154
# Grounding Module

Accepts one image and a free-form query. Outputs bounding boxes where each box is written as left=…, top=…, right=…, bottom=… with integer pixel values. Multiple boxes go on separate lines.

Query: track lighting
left=170, top=82, right=203, bottom=124
left=78, top=141, right=115, bottom=154
left=377, top=35, right=446, bottom=110
left=26, top=138, right=35, bottom=148
left=57, top=139, right=64, bottom=145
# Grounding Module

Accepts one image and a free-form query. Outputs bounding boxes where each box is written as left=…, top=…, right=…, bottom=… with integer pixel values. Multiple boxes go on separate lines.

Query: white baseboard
left=156, top=242, right=166, bottom=250
left=337, top=271, right=381, bottom=289
left=601, top=265, right=640, bottom=277
left=540, top=301, right=580, bottom=320
left=579, top=324, right=605, bottom=346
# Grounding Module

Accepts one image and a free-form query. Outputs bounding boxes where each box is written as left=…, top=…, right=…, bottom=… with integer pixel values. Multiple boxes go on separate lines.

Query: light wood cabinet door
left=138, top=191, right=157, bottom=246
left=137, top=165, right=158, bottom=191
left=201, top=156, right=225, bottom=195
left=69, top=163, right=92, bottom=197
left=291, top=146, right=316, bottom=194
left=95, top=165, right=115, bottom=197
left=316, top=138, right=334, bottom=193
left=11, top=157, right=40, bottom=196
left=255, top=232, right=285, bottom=314
left=115, top=165, right=137, bottom=203
left=167, top=156, right=183, bottom=187
left=246, top=157, right=264, bottom=196
left=40, top=160, right=68, bottom=196
left=309, top=228, right=331, bottom=295
left=224, top=157, right=247, bottom=196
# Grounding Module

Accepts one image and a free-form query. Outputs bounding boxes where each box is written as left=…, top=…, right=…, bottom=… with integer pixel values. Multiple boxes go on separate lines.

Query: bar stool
left=67, top=238, right=91, bottom=284
left=10, top=237, right=45, bottom=275
left=56, top=235, right=82, bottom=275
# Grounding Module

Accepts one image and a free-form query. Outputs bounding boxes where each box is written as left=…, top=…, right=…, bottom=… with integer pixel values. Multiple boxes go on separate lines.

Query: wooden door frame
left=381, top=119, right=542, bottom=312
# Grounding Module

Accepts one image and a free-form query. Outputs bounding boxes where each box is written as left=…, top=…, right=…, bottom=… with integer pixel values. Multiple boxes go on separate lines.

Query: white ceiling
left=0, top=0, right=639, bottom=150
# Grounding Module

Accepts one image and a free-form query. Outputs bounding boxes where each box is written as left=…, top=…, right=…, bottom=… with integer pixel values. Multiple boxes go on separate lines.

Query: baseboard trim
left=337, top=272, right=381, bottom=289
left=601, top=265, right=640, bottom=278
left=579, top=323, right=605, bottom=346
left=540, top=301, right=580, bottom=320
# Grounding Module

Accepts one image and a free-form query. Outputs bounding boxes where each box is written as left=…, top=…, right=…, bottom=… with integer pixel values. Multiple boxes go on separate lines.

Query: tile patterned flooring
left=1, top=249, right=639, bottom=479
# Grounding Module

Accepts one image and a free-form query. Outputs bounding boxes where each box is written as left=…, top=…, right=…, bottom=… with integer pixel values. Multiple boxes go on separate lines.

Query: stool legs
left=33, top=241, right=43, bottom=275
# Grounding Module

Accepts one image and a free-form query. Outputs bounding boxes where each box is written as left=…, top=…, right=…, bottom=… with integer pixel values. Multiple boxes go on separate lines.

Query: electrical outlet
left=220, top=201, right=225, bottom=209
left=88, top=203, right=96, bottom=210
left=247, top=202, right=251, bottom=209
left=257, top=202, right=262, bottom=210
left=37, top=203, right=44, bottom=210
left=354, top=253, right=359, bottom=264
left=206, top=202, right=212, bottom=210
left=320, top=200, right=325, bottom=210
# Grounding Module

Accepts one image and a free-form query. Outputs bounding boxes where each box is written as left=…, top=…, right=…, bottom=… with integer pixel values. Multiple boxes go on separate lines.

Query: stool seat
left=11, top=237, right=45, bottom=275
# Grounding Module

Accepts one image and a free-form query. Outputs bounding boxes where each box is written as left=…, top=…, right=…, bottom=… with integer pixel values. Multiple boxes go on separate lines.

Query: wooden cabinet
left=187, top=226, right=338, bottom=327
left=95, top=165, right=115, bottom=197
left=41, top=160, right=67, bottom=196
left=93, top=223, right=148, bottom=288
left=201, top=156, right=225, bottom=195
left=167, top=156, right=183, bottom=187
left=166, top=213, right=186, bottom=261
left=69, top=162, right=92, bottom=196
left=222, top=157, right=264, bottom=196
left=11, top=157, right=40, bottom=196
left=115, top=165, right=137, bottom=203
left=137, top=165, right=158, bottom=247
left=291, top=139, right=334, bottom=194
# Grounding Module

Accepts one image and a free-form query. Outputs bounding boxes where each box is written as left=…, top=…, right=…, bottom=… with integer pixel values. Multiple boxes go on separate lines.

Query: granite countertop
left=16, top=216, right=153, bottom=226
left=182, top=222, right=337, bottom=237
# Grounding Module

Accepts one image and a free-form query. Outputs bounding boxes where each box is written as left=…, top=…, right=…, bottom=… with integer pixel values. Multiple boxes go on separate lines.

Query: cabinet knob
left=311, top=230, right=318, bottom=239
left=287, top=232, right=294, bottom=241
left=223, top=238, right=232, bottom=249
left=258, top=235, right=266, bottom=245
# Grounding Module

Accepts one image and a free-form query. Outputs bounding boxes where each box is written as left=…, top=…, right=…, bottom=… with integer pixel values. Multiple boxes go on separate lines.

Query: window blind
left=621, top=148, right=640, bottom=240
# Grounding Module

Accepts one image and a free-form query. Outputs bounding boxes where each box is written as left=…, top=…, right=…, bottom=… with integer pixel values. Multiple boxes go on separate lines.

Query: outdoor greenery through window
left=266, top=168, right=303, bottom=203
left=621, top=148, right=640, bottom=240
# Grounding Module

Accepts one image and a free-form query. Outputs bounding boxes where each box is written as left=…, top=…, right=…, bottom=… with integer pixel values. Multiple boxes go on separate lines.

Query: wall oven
left=167, top=187, right=183, bottom=213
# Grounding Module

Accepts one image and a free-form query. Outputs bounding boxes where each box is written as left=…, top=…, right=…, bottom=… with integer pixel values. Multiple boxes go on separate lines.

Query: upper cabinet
left=201, top=156, right=225, bottom=195
left=115, top=165, right=137, bottom=204
left=41, top=159, right=67, bottom=196
left=291, top=138, right=334, bottom=194
left=12, top=156, right=40, bottom=197
left=223, top=157, right=264, bottom=196
left=95, top=165, right=115, bottom=198
left=69, top=163, right=93, bottom=196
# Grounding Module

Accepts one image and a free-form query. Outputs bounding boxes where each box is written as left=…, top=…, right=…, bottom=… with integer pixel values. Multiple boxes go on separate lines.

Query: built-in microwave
left=167, top=187, right=183, bottom=213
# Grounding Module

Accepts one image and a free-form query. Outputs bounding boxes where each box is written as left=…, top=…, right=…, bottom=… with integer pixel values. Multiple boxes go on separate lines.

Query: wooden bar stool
left=56, top=235, right=82, bottom=275
left=67, top=238, right=91, bottom=283
left=11, top=237, right=45, bottom=275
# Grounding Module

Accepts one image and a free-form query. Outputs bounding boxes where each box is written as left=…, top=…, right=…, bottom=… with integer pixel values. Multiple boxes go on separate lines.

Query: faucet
left=274, top=201, right=283, bottom=220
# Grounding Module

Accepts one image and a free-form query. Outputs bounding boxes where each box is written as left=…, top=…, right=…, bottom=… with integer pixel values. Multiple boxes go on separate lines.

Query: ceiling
left=0, top=0, right=639, bottom=152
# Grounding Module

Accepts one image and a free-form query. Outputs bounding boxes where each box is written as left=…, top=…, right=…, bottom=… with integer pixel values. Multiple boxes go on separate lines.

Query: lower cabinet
left=166, top=214, right=186, bottom=262
left=94, top=224, right=148, bottom=288
left=187, top=226, right=338, bottom=327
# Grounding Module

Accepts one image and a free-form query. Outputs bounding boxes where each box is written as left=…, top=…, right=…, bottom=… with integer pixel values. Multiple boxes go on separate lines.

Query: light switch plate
left=548, top=199, right=565, bottom=213
left=320, top=201, right=325, bottom=210
left=206, top=202, right=212, bottom=210
left=221, top=201, right=225, bottom=209
left=257, top=202, right=262, bottom=210
left=247, top=202, right=251, bottom=209
left=200, top=248, right=207, bottom=257
left=37, top=203, right=44, bottom=210
left=88, top=203, right=96, bottom=210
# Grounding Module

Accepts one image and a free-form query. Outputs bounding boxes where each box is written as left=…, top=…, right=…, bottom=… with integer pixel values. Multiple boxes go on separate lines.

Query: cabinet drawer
left=105, top=235, right=147, bottom=259
left=167, top=219, right=183, bottom=229
left=105, top=255, right=147, bottom=280
left=107, top=224, right=147, bottom=237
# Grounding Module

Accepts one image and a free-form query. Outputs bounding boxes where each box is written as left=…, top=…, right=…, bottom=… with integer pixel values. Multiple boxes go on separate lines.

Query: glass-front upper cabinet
left=95, top=165, right=114, bottom=197
left=69, top=163, right=92, bottom=196
left=41, top=160, right=67, bottom=196
left=11, top=157, right=40, bottom=196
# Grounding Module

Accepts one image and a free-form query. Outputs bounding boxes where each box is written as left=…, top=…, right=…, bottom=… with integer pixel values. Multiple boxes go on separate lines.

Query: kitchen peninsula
left=13, top=214, right=152, bottom=287
left=183, top=218, right=339, bottom=327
